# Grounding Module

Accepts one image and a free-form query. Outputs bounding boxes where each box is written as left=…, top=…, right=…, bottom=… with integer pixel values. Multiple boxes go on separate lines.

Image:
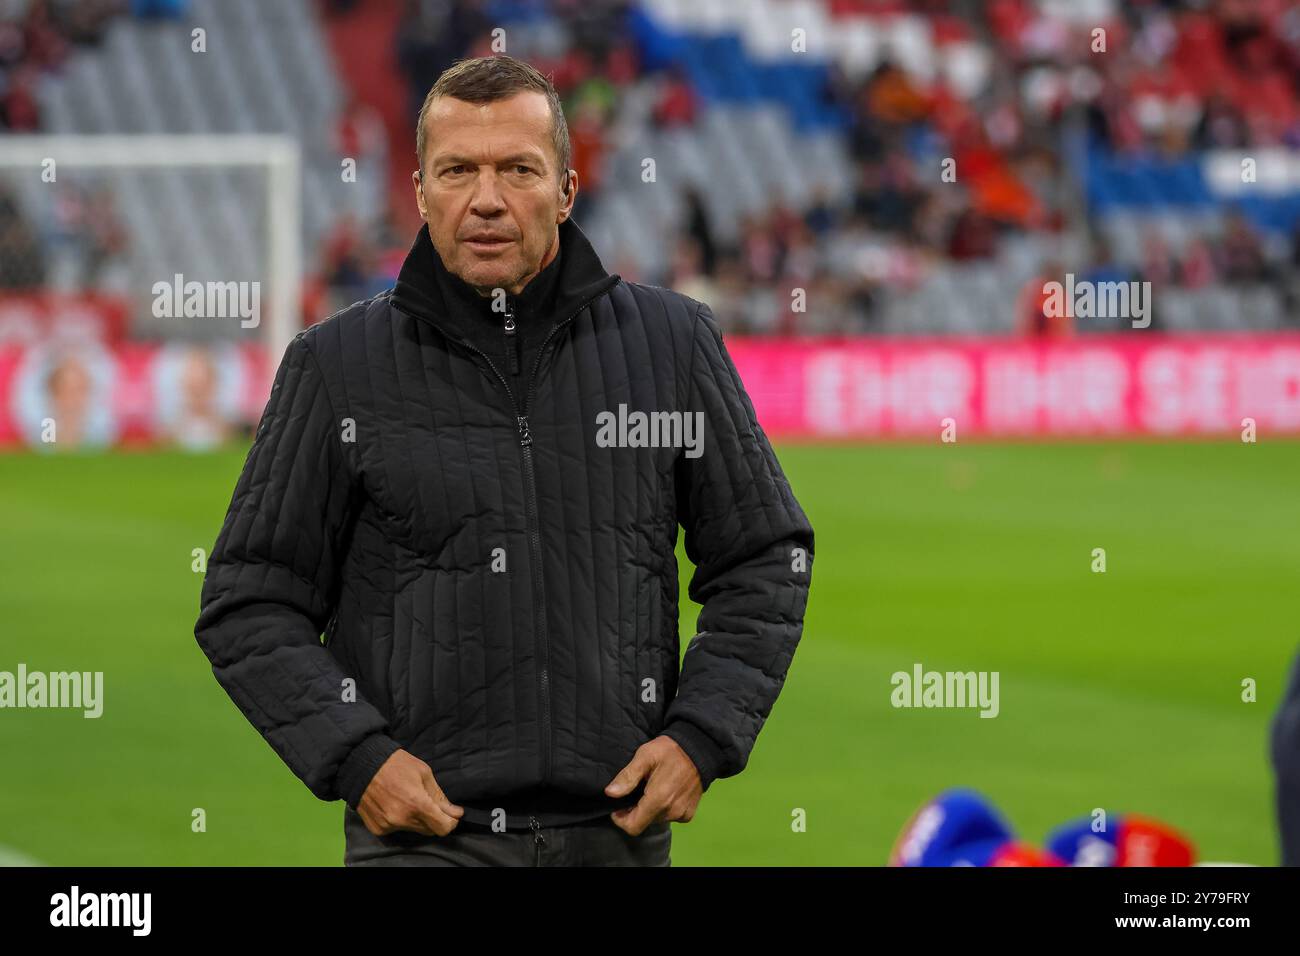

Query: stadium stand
left=3, top=0, right=1300, bottom=339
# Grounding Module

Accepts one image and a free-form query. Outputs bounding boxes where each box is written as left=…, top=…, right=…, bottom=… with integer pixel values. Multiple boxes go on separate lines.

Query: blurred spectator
left=946, top=206, right=999, bottom=261
left=1180, top=237, right=1218, bottom=289
left=334, top=94, right=388, bottom=218
left=681, top=187, right=716, bottom=277
left=1016, top=262, right=1075, bottom=339
left=0, top=64, right=40, bottom=130
left=651, top=65, right=696, bottom=128
left=1218, top=211, right=1270, bottom=284
left=396, top=0, right=490, bottom=128
left=667, top=237, right=715, bottom=311
left=0, top=188, right=47, bottom=290
left=567, top=93, right=610, bottom=225
left=81, top=184, right=128, bottom=287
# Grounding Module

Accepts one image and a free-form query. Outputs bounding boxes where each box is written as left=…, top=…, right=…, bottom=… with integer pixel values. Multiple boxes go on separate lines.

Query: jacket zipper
left=516, top=408, right=548, bottom=781
left=448, top=285, right=612, bottom=787
left=503, top=309, right=520, bottom=376
left=529, top=815, right=545, bottom=866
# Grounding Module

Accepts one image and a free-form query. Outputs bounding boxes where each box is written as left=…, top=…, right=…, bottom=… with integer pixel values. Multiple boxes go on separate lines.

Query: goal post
left=0, top=134, right=302, bottom=362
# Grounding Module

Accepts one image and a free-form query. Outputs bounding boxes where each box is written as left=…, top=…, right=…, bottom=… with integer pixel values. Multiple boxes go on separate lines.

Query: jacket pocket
left=634, top=577, right=669, bottom=737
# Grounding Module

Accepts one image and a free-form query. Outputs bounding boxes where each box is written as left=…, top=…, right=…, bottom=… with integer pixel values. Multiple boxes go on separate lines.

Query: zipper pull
left=529, top=815, right=546, bottom=847
left=517, top=415, right=532, bottom=447
left=503, top=310, right=520, bottom=376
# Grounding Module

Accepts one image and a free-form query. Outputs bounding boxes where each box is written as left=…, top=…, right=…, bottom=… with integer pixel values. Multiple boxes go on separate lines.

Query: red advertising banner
left=0, top=294, right=130, bottom=347
left=0, top=341, right=269, bottom=450
left=2, top=333, right=1299, bottom=450
left=727, top=334, right=1300, bottom=439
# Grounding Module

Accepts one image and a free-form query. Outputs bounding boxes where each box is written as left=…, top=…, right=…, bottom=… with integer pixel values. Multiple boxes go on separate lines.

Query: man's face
left=414, top=91, right=576, bottom=295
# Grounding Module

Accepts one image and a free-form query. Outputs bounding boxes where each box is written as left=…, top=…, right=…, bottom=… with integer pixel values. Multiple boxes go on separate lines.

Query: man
left=194, top=55, right=814, bottom=867
left=1273, top=652, right=1300, bottom=865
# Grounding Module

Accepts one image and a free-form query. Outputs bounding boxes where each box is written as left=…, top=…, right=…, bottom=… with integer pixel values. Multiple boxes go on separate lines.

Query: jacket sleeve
left=660, top=302, right=814, bottom=792
left=194, top=332, right=402, bottom=810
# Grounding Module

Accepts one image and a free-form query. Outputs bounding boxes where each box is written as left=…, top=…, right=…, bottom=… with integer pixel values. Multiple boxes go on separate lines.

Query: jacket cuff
left=661, top=720, right=726, bottom=793
left=336, top=733, right=403, bottom=811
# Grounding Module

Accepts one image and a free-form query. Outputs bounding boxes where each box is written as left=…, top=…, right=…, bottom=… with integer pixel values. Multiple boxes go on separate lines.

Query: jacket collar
left=392, top=217, right=620, bottom=347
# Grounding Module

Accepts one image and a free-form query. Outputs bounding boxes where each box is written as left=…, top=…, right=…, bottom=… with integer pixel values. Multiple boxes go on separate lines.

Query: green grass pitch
left=1, top=441, right=1296, bottom=865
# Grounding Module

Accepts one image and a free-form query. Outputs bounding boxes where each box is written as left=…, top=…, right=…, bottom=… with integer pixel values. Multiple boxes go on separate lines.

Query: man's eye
left=511, top=165, right=532, bottom=175
left=443, top=165, right=469, bottom=176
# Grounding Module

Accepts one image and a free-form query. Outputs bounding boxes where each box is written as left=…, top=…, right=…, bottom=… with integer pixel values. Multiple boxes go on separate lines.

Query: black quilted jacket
left=193, top=218, right=814, bottom=829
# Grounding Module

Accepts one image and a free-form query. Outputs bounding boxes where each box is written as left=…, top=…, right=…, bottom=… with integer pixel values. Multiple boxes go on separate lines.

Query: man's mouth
left=463, top=235, right=514, bottom=254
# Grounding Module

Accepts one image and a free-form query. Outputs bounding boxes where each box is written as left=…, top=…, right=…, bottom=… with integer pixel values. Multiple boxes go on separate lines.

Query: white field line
left=0, top=844, right=44, bottom=866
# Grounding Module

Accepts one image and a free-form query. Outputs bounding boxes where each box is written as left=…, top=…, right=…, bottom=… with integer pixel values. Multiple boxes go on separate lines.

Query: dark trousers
left=343, top=807, right=672, bottom=867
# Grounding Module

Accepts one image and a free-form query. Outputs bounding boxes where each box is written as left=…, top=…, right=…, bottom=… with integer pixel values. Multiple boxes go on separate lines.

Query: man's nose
left=469, top=170, right=506, bottom=217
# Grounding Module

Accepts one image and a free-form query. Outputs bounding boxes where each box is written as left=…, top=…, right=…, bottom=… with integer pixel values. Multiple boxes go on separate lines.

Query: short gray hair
left=415, top=55, right=570, bottom=181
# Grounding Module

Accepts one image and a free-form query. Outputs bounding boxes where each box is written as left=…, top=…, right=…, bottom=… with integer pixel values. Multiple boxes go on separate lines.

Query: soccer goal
left=0, top=135, right=302, bottom=362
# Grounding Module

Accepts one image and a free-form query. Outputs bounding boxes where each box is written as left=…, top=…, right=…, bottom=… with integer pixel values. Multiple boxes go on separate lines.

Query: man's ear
left=412, top=168, right=427, bottom=221
left=557, top=169, right=577, bottom=223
